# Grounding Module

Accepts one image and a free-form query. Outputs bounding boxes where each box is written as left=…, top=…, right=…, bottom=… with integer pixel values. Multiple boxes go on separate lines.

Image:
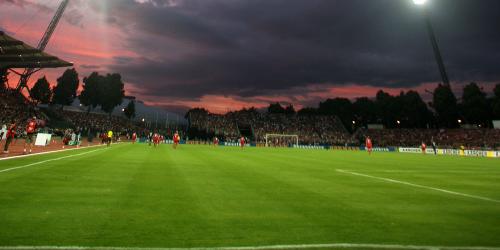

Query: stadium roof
left=0, top=31, right=73, bottom=69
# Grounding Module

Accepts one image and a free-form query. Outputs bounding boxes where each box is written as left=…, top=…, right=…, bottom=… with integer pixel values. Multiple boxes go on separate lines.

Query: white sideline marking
left=336, top=169, right=500, bottom=203
left=1, top=243, right=500, bottom=250
left=0, top=148, right=103, bottom=174
left=0, top=144, right=105, bottom=161
left=359, top=170, right=498, bottom=174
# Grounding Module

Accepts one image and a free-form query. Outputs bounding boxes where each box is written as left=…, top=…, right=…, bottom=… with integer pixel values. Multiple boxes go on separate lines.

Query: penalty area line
left=336, top=169, right=500, bottom=203
left=1, top=243, right=500, bottom=250
left=0, top=148, right=105, bottom=174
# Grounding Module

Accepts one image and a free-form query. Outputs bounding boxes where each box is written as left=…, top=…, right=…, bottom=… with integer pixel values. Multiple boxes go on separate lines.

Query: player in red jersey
left=24, top=116, right=37, bottom=154
left=240, top=136, right=245, bottom=149
left=153, top=133, right=160, bottom=147
left=365, top=136, right=373, bottom=155
left=421, top=141, right=427, bottom=154
left=213, top=137, right=219, bottom=146
left=173, top=131, right=180, bottom=149
left=131, top=132, right=137, bottom=144
left=3, top=120, right=17, bottom=154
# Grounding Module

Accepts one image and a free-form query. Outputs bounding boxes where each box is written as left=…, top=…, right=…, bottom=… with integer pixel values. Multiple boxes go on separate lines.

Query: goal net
left=265, top=134, right=299, bottom=147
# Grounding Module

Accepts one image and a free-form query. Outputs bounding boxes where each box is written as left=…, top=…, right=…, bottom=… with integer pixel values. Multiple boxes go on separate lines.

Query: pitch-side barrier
left=398, top=147, right=500, bottom=158
left=137, top=139, right=500, bottom=158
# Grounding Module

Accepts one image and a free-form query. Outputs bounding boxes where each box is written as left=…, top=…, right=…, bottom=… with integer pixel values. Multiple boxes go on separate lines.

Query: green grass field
left=0, top=143, right=499, bottom=249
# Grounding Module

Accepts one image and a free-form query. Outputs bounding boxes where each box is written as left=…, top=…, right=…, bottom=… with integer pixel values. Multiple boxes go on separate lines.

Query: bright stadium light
left=142, top=118, right=145, bottom=122
left=413, top=0, right=427, bottom=5
left=458, top=119, right=462, bottom=124
left=122, top=108, right=125, bottom=112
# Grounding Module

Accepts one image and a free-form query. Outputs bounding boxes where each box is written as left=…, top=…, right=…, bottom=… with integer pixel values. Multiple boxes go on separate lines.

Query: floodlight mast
left=16, top=0, right=69, bottom=93
left=414, top=0, right=450, bottom=86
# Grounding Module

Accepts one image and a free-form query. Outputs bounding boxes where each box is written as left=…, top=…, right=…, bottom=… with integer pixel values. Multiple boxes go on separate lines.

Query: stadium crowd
left=2, top=89, right=500, bottom=151
left=355, top=128, right=500, bottom=150
left=61, top=110, right=139, bottom=137
left=0, top=90, right=42, bottom=137
left=188, top=110, right=352, bottom=145
left=0, top=89, right=147, bottom=150
left=187, top=109, right=500, bottom=150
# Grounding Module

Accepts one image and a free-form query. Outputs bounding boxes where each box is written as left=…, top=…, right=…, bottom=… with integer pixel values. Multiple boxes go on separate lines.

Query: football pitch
left=0, top=143, right=499, bottom=250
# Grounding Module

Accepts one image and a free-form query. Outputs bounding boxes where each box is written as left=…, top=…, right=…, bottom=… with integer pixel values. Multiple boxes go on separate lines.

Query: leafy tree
left=375, top=90, right=399, bottom=128
left=235, top=107, right=260, bottom=117
left=398, top=91, right=431, bottom=128
left=185, top=107, right=209, bottom=119
left=124, top=100, right=136, bottom=120
left=31, top=76, right=52, bottom=104
left=461, top=82, right=491, bottom=126
left=246, top=106, right=258, bottom=114
left=353, top=97, right=377, bottom=126
left=52, top=68, right=79, bottom=108
left=318, top=98, right=354, bottom=131
left=79, top=72, right=103, bottom=112
left=99, top=73, right=125, bottom=115
left=492, top=83, right=500, bottom=119
left=494, top=83, right=500, bottom=99
left=432, top=84, right=459, bottom=128
left=492, top=100, right=500, bottom=120
left=267, top=102, right=285, bottom=114
left=297, top=107, right=317, bottom=116
left=0, top=69, right=8, bottom=92
left=284, top=104, right=295, bottom=115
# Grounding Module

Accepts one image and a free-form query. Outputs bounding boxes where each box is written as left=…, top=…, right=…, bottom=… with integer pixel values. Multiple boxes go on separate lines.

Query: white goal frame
left=265, top=134, right=299, bottom=147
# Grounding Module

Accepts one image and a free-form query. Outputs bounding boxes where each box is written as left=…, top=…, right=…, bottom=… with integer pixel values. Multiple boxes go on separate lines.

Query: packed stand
left=188, top=110, right=353, bottom=145
left=0, top=90, right=42, bottom=137
left=61, top=110, right=140, bottom=137
left=355, top=128, right=500, bottom=150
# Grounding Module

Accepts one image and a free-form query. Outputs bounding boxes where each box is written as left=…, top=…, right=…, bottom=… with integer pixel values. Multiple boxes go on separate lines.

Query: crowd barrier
left=359, top=146, right=397, bottom=152
left=138, top=138, right=186, bottom=144
left=292, top=145, right=326, bottom=150
left=223, top=142, right=252, bottom=147
left=399, top=147, right=500, bottom=158
left=330, top=146, right=360, bottom=151
left=130, top=139, right=500, bottom=158
left=399, top=147, right=436, bottom=154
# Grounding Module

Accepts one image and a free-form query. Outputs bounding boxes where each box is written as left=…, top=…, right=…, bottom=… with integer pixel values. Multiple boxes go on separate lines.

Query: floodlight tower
left=413, top=0, right=450, bottom=86
left=16, top=0, right=69, bottom=93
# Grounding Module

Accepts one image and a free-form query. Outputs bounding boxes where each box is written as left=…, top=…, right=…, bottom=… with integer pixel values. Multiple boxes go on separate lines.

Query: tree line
left=188, top=82, right=500, bottom=132
left=28, top=68, right=135, bottom=119
left=269, top=83, right=500, bottom=131
left=26, top=69, right=500, bottom=129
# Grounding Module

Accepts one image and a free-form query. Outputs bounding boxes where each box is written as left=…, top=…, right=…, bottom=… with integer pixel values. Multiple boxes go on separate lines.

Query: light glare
left=413, top=0, right=427, bottom=5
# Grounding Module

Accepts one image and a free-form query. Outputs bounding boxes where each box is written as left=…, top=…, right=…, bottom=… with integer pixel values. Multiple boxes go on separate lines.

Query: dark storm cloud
left=2, top=0, right=53, bottom=13
left=103, top=0, right=500, bottom=99
left=1, top=0, right=85, bottom=27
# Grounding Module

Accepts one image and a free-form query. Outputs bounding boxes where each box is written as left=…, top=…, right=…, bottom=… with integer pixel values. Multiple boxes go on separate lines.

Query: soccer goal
left=265, top=134, right=299, bottom=147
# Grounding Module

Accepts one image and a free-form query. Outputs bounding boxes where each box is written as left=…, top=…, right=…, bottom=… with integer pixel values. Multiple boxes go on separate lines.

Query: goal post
left=265, top=134, right=299, bottom=147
